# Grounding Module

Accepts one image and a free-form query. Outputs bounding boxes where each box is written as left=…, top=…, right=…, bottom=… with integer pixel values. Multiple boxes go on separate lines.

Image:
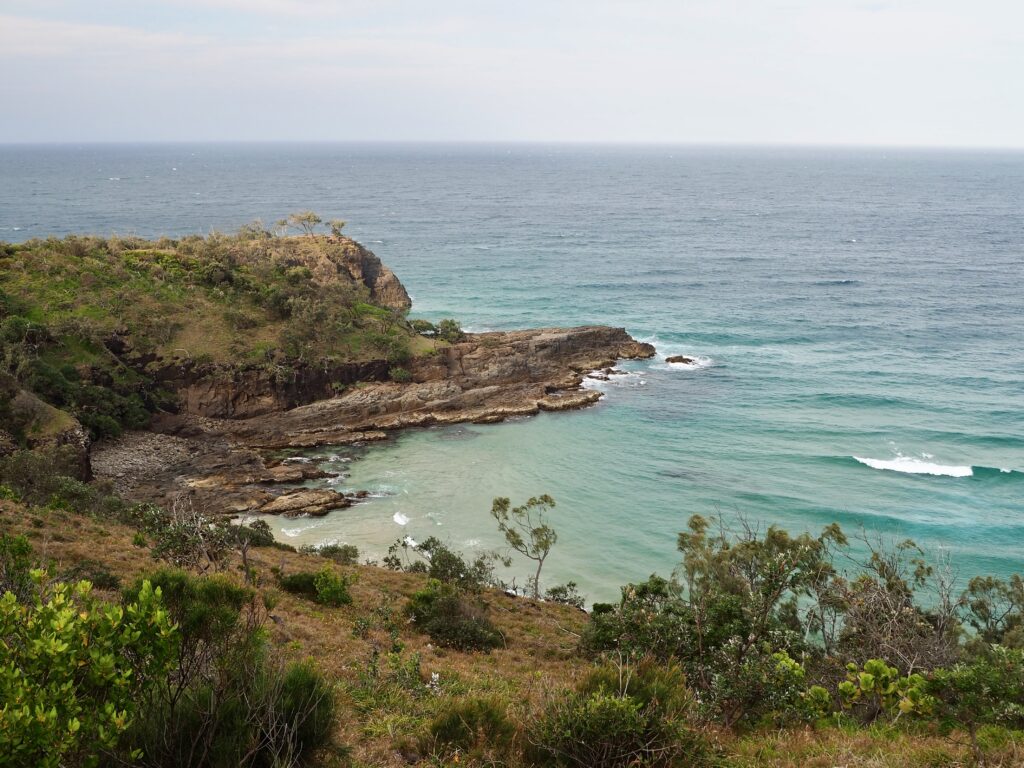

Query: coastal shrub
left=435, top=318, right=465, bottom=343
left=278, top=570, right=319, bottom=598
left=701, top=646, right=815, bottom=728
left=417, top=696, right=517, bottom=763
left=313, top=566, right=353, bottom=606
left=0, top=575, right=177, bottom=768
left=384, top=536, right=503, bottom=592
left=278, top=567, right=353, bottom=606
left=407, top=580, right=503, bottom=652
left=389, top=365, right=412, bottom=383
left=927, top=647, right=1024, bottom=761
left=409, top=319, right=436, bottom=337
left=0, top=533, right=36, bottom=602
left=0, top=445, right=90, bottom=501
left=837, top=659, right=934, bottom=722
left=123, top=569, right=337, bottom=768
left=528, top=660, right=710, bottom=768
left=233, top=518, right=275, bottom=548
left=316, top=543, right=360, bottom=565
left=963, top=574, right=1024, bottom=649
left=545, top=581, right=586, bottom=609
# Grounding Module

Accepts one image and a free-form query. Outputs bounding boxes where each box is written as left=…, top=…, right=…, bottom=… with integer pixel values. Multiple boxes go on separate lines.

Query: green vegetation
left=277, top=566, right=354, bottom=607
left=3, top=431, right=1024, bottom=766
left=0, top=221, right=418, bottom=440
left=0, top=571, right=176, bottom=768
left=528, top=660, right=711, bottom=768
left=492, top=494, right=558, bottom=598
left=407, top=579, right=504, bottom=652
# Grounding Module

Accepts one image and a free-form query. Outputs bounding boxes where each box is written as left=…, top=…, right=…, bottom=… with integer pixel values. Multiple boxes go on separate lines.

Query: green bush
left=388, top=366, right=412, bottom=383
left=418, top=696, right=517, bottom=763
left=313, top=566, right=353, bottom=607
left=0, top=533, right=34, bottom=602
left=384, top=536, right=500, bottom=592
left=927, top=647, right=1024, bottom=759
left=274, top=659, right=338, bottom=760
left=317, top=543, right=360, bottom=565
left=545, top=581, right=585, bottom=609
left=0, top=575, right=177, bottom=768
left=123, top=569, right=337, bottom=768
left=435, top=318, right=465, bottom=343
left=278, top=570, right=319, bottom=598
left=278, top=567, right=352, bottom=606
left=407, top=580, right=503, bottom=652
left=529, top=661, right=710, bottom=768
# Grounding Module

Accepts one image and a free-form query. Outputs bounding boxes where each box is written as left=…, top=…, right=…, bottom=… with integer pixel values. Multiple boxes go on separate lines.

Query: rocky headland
left=0, top=228, right=653, bottom=519
left=93, top=326, right=654, bottom=518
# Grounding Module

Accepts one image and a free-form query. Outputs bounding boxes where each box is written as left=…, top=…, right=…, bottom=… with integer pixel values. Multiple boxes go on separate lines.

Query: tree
left=326, top=219, right=346, bottom=238
left=435, top=319, right=465, bottom=344
left=491, top=494, right=558, bottom=599
left=285, top=211, right=322, bottom=238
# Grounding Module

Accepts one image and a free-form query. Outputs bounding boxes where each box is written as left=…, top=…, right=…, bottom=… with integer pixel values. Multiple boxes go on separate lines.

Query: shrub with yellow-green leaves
left=0, top=573, right=177, bottom=768
left=837, top=659, right=935, bottom=721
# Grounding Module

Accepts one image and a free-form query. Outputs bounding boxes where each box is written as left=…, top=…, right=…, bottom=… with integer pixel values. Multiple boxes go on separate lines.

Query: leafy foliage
left=0, top=574, right=177, bottom=768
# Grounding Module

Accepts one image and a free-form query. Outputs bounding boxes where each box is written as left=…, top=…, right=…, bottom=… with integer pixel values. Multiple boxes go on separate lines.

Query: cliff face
left=93, top=326, right=655, bottom=516
left=313, top=236, right=411, bottom=311
left=175, top=326, right=654, bottom=440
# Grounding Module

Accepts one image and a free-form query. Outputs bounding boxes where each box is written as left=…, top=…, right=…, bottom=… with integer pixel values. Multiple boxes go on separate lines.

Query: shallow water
left=3, top=143, right=1022, bottom=602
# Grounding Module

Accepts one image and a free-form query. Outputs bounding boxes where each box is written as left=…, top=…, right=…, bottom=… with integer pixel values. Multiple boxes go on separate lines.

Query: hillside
left=0, top=225, right=420, bottom=447
left=2, top=223, right=1023, bottom=768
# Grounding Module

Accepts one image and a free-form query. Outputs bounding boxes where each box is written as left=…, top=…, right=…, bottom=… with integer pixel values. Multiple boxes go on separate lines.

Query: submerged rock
left=666, top=355, right=695, bottom=364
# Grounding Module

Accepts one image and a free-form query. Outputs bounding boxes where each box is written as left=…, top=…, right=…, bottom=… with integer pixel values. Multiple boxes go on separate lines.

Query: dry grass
left=3, top=498, right=1021, bottom=768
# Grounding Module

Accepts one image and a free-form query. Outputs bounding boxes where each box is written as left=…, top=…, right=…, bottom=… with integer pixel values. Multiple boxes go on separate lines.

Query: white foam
left=393, top=512, right=410, bottom=525
left=853, top=455, right=972, bottom=478
left=403, top=535, right=419, bottom=548
left=661, top=354, right=713, bottom=371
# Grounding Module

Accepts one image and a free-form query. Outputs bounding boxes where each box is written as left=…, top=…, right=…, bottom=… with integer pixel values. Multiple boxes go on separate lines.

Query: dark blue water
left=2, top=143, right=1022, bottom=600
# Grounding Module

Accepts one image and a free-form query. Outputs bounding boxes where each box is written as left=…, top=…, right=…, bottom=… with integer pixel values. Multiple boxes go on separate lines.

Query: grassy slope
left=0, top=232, right=415, bottom=365
left=0, top=230, right=418, bottom=440
left=2, top=498, right=1014, bottom=768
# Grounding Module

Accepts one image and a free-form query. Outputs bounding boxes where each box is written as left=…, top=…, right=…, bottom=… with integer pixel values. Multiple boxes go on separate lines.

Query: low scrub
left=277, top=566, right=353, bottom=607
left=407, top=579, right=503, bottom=652
left=528, top=660, right=711, bottom=768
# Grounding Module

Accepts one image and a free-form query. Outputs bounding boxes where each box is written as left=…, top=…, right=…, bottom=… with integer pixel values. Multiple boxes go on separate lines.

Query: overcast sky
left=1, top=0, right=1021, bottom=146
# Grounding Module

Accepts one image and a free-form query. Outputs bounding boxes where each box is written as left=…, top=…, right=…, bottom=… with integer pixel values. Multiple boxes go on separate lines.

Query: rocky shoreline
left=91, top=326, right=655, bottom=518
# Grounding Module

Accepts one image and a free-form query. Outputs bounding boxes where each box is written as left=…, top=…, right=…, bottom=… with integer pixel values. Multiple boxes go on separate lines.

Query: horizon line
left=1, top=139, right=1023, bottom=153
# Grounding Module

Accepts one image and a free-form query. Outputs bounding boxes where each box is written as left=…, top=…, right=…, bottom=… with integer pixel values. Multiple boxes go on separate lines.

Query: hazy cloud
left=0, top=0, right=1021, bottom=145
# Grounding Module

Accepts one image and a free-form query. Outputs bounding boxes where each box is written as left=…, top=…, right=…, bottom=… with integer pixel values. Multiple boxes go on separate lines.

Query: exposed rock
left=329, top=236, right=412, bottom=311
left=95, top=326, right=655, bottom=517
left=259, top=489, right=352, bottom=517
left=665, top=355, right=694, bottom=364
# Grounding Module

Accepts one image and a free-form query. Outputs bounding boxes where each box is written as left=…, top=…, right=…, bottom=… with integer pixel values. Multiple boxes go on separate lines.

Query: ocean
left=2, top=143, right=1022, bottom=603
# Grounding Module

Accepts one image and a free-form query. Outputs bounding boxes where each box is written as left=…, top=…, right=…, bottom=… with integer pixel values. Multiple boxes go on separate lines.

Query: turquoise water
left=2, top=144, right=1022, bottom=602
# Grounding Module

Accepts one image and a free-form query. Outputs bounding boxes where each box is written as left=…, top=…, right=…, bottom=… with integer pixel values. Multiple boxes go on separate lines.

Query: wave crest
left=853, top=455, right=972, bottom=477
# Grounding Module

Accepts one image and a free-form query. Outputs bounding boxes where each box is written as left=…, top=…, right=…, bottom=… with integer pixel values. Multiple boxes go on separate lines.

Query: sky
left=1, top=1, right=1022, bottom=146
